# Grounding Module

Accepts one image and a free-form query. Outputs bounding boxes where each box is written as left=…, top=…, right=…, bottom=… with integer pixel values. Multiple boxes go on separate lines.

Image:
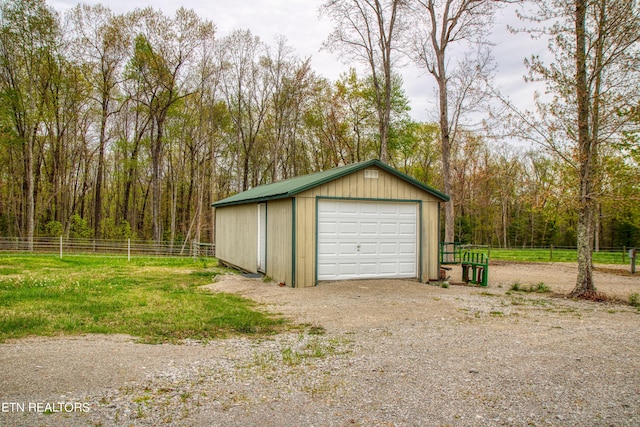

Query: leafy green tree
left=0, top=0, right=60, bottom=249
left=321, top=0, right=407, bottom=163
left=517, top=0, right=640, bottom=296
left=390, top=121, right=440, bottom=186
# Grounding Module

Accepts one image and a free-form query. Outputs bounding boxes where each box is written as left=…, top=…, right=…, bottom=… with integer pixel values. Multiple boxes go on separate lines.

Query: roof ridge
left=212, top=159, right=448, bottom=207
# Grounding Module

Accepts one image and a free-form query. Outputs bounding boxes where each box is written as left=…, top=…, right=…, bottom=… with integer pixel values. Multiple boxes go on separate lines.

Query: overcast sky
left=48, top=0, right=548, bottom=125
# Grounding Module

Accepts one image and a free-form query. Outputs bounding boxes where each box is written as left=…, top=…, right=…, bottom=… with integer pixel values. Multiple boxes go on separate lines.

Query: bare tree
left=321, top=0, right=406, bottom=163
left=409, top=0, right=500, bottom=250
left=126, top=7, right=214, bottom=243
left=262, top=36, right=316, bottom=180
left=219, top=29, right=273, bottom=191
left=66, top=4, right=130, bottom=238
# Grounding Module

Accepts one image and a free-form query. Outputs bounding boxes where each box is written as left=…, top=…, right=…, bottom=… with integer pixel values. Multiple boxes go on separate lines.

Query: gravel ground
left=1, top=262, right=639, bottom=426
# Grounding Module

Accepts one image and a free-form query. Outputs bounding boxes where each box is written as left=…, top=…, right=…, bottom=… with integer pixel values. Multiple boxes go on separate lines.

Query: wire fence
left=0, top=237, right=635, bottom=266
left=441, top=242, right=636, bottom=265
left=0, top=237, right=215, bottom=259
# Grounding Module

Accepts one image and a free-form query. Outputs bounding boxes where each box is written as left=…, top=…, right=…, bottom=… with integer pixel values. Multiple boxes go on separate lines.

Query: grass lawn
left=489, top=248, right=629, bottom=264
left=0, top=255, right=287, bottom=343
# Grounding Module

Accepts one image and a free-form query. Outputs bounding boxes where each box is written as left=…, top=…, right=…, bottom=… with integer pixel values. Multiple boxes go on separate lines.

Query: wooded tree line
left=0, top=0, right=638, bottom=253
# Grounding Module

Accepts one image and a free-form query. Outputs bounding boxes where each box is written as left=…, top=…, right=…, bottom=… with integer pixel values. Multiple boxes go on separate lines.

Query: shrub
left=630, top=293, right=640, bottom=308
left=101, top=218, right=134, bottom=239
left=44, top=220, right=63, bottom=237
left=69, top=214, right=92, bottom=239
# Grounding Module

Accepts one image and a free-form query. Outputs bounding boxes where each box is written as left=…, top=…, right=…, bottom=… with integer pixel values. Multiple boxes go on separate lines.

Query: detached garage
left=212, top=159, right=449, bottom=288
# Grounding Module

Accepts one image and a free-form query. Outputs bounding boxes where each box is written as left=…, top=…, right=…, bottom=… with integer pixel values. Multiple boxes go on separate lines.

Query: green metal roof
left=211, top=159, right=449, bottom=207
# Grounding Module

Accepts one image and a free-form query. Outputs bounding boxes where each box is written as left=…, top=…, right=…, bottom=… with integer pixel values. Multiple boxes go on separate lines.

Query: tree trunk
left=436, top=59, right=455, bottom=248
left=210, top=138, right=217, bottom=243
left=152, top=120, right=163, bottom=243
left=571, top=0, right=596, bottom=297
left=25, top=137, right=35, bottom=251
left=94, top=113, right=107, bottom=239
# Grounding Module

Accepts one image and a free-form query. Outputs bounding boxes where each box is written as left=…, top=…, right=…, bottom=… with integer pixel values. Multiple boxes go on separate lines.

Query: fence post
left=192, top=239, right=199, bottom=261
left=550, top=245, right=554, bottom=261
left=128, top=238, right=131, bottom=262
left=623, top=246, right=626, bottom=263
left=59, top=235, right=63, bottom=259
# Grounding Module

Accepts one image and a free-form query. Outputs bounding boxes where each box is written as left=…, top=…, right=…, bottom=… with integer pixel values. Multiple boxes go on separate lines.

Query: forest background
left=0, top=0, right=638, bottom=250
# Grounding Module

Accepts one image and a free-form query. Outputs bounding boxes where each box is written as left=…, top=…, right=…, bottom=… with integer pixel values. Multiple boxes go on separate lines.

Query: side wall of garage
left=293, top=165, right=441, bottom=288
left=215, top=203, right=259, bottom=273
left=265, top=198, right=293, bottom=286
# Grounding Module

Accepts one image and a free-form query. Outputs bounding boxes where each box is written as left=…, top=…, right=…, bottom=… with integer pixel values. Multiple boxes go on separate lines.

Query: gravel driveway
left=1, top=262, right=639, bottom=426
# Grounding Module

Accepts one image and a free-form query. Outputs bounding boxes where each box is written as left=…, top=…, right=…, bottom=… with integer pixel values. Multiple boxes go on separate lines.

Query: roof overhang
left=212, top=159, right=450, bottom=208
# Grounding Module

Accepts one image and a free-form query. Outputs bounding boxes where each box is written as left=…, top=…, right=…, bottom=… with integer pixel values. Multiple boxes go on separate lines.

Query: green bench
left=461, top=251, right=489, bottom=287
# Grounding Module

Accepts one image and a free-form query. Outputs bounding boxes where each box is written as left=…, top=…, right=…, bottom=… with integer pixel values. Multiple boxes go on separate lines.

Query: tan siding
left=215, top=204, right=258, bottom=272
left=292, top=165, right=443, bottom=287
left=421, top=201, right=441, bottom=281
left=265, top=199, right=292, bottom=286
left=430, top=202, right=440, bottom=279
left=294, top=196, right=315, bottom=287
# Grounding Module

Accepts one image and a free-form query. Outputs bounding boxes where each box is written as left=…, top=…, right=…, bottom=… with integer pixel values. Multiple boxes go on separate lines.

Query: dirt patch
left=485, top=261, right=639, bottom=301
left=1, top=262, right=639, bottom=427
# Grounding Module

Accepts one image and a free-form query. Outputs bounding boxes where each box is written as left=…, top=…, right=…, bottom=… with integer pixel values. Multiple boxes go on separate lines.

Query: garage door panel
left=359, top=243, right=378, bottom=255
left=318, top=202, right=339, bottom=214
left=317, top=263, right=336, bottom=276
left=318, top=239, right=339, bottom=251
left=399, top=242, right=417, bottom=254
left=380, top=222, right=399, bottom=234
left=318, top=221, right=338, bottom=235
left=338, top=243, right=358, bottom=256
left=339, top=222, right=358, bottom=234
left=338, top=203, right=358, bottom=214
left=317, top=200, right=417, bottom=281
left=360, top=222, right=378, bottom=235
left=398, top=262, right=417, bottom=274
left=399, top=203, right=416, bottom=213
left=338, top=262, right=358, bottom=275
left=379, top=262, right=398, bottom=274
left=359, top=262, right=378, bottom=274
left=379, top=243, right=398, bottom=255
left=399, top=223, right=416, bottom=235
left=359, top=204, right=378, bottom=214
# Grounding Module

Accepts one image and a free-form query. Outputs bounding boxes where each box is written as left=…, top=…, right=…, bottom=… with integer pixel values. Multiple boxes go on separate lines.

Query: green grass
left=0, top=255, right=287, bottom=343
left=509, top=281, right=551, bottom=293
left=489, top=248, right=628, bottom=264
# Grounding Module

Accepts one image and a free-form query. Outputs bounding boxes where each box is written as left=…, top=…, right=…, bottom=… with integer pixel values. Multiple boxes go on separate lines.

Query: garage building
left=212, top=159, right=449, bottom=287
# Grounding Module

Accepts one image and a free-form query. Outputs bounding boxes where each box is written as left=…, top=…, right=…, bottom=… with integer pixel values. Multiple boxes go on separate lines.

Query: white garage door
left=317, top=200, right=418, bottom=281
